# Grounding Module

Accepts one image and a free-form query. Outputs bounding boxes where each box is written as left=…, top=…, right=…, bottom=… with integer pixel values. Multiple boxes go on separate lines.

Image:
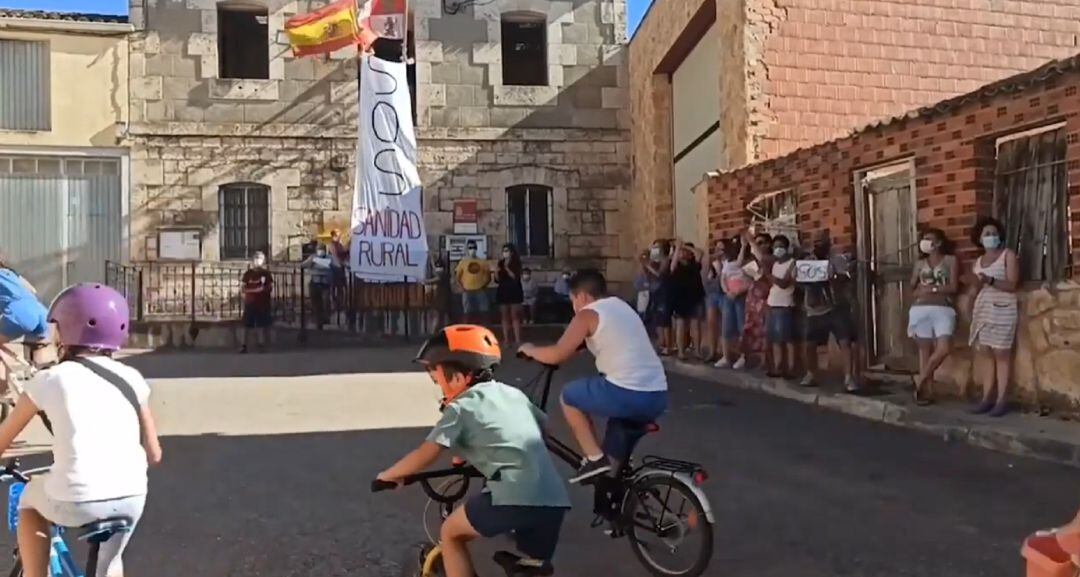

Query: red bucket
left=1022, top=534, right=1078, bottom=577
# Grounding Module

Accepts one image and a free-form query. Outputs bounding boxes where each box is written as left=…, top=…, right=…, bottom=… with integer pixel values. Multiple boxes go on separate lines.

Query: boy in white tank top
left=519, top=270, right=667, bottom=484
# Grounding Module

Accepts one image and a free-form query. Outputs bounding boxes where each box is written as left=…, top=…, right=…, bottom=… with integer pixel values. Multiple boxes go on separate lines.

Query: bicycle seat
left=492, top=551, right=554, bottom=577
left=604, top=419, right=660, bottom=463
left=76, top=516, right=133, bottom=544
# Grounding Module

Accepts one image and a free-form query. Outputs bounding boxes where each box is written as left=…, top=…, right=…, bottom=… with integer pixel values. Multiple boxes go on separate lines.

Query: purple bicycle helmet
left=49, top=283, right=130, bottom=351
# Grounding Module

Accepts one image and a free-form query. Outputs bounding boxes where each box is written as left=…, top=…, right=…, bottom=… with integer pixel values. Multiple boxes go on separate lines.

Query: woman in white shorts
left=0, top=284, right=162, bottom=577
left=908, top=228, right=959, bottom=406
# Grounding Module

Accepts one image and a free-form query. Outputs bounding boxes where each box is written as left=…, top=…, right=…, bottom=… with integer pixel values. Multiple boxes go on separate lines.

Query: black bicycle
left=372, top=360, right=714, bottom=577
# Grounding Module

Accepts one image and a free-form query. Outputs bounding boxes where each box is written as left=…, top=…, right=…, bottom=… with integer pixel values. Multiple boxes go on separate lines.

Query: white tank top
left=583, top=297, right=667, bottom=393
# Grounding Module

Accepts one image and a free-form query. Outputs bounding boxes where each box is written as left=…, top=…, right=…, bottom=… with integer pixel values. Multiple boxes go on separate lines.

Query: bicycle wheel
left=400, top=542, right=443, bottom=577
left=624, top=476, right=713, bottom=577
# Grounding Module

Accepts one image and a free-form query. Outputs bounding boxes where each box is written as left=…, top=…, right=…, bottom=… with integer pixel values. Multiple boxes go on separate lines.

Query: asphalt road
left=2, top=348, right=1076, bottom=577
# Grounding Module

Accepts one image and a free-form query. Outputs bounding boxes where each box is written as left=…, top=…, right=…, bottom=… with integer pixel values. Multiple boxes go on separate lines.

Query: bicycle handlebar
left=371, top=465, right=488, bottom=504
left=1, top=460, right=31, bottom=484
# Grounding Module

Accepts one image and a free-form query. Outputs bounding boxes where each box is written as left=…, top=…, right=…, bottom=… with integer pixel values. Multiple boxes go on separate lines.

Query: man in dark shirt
left=241, top=251, right=273, bottom=353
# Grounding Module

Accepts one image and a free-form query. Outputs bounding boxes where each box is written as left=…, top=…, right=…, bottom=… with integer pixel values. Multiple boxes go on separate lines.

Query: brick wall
left=703, top=58, right=1080, bottom=410
left=758, top=0, right=1080, bottom=159
left=629, top=0, right=1080, bottom=254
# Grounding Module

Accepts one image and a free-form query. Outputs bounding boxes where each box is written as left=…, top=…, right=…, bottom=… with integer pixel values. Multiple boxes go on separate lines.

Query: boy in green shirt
left=377, top=325, right=570, bottom=577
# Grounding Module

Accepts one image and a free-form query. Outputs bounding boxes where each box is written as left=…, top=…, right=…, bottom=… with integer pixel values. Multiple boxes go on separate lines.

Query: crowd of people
left=634, top=217, right=1022, bottom=416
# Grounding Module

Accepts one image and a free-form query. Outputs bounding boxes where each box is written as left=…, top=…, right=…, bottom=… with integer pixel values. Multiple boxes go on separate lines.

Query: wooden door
left=860, top=168, right=919, bottom=371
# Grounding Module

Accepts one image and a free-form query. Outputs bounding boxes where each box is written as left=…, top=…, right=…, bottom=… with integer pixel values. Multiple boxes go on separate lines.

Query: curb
left=664, top=359, right=1080, bottom=469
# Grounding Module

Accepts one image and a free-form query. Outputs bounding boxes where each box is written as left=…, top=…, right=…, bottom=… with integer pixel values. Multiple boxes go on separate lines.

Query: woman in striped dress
left=968, top=217, right=1019, bottom=417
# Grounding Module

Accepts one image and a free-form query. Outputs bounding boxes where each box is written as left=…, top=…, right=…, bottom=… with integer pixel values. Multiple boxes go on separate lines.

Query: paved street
left=3, top=347, right=1077, bottom=577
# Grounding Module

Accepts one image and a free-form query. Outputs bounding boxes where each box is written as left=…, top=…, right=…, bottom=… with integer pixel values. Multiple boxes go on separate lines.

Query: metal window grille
left=219, top=183, right=270, bottom=260
left=993, top=126, right=1070, bottom=282
left=506, top=185, right=553, bottom=257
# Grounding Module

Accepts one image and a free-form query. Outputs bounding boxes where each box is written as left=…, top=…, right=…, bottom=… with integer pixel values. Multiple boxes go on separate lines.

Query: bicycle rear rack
left=638, top=455, right=705, bottom=476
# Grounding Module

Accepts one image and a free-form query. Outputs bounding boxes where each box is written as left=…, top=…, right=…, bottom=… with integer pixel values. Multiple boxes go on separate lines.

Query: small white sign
left=795, top=260, right=831, bottom=283
left=158, top=229, right=201, bottom=261
left=444, top=234, right=488, bottom=261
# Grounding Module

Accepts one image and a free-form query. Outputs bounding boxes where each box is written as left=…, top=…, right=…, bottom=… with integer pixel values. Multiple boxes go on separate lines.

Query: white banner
left=351, top=56, right=428, bottom=281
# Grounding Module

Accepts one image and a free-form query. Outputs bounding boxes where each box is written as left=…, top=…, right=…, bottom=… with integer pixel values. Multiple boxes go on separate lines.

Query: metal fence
left=104, top=261, right=432, bottom=339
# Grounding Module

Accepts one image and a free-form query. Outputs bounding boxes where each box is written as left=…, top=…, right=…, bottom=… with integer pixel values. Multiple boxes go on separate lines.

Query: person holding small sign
left=714, top=237, right=752, bottom=369
left=797, top=234, right=862, bottom=392
left=908, top=228, right=959, bottom=406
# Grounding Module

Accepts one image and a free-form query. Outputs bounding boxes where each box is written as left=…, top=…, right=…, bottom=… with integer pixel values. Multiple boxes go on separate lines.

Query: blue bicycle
left=2, top=461, right=133, bottom=577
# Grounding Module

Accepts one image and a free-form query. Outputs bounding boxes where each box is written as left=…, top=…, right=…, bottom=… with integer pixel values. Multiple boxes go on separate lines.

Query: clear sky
left=3, top=0, right=654, bottom=34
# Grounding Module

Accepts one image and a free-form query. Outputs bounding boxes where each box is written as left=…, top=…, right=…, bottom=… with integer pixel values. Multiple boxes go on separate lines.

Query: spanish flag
left=285, top=0, right=376, bottom=57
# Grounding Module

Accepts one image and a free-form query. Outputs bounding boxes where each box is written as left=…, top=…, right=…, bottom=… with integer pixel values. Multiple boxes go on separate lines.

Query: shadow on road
left=121, top=346, right=426, bottom=379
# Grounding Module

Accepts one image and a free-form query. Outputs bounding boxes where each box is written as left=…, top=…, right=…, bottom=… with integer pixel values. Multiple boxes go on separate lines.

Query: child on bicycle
left=0, top=283, right=163, bottom=577
left=377, top=325, right=570, bottom=577
left=0, top=258, right=50, bottom=392
left=518, top=269, right=667, bottom=484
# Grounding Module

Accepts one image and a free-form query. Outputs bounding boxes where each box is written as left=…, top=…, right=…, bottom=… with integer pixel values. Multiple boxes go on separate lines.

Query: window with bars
left=219, top=183, right=270, bottom=260
left=501, top=15, right=547, bottom=86
left=993, top=125, right=1070, bottom=282
left=0, top=39, right=50, bottom=131
left=507, top=185, right=553, bottom=257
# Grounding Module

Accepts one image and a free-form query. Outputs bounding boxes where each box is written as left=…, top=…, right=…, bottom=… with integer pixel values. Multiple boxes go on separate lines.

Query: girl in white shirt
left=766, top=235, right=798, bottom=378
left=0, top=283, right=162, bottom=577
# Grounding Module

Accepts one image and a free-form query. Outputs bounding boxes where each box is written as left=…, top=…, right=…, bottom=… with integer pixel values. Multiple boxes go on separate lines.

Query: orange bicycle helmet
left=415, top=324, right=501, bottom=374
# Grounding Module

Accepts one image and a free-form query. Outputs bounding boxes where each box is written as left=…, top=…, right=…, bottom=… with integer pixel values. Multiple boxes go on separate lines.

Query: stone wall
left=127, top=0, right=358, bottom=262
left=415, top=0, right=628, bottom=131
left=417, top=126, right=632, bottom=286
left=130, top=134, right=355, bottom=261
left=628, top=0, right=1080, bottom=254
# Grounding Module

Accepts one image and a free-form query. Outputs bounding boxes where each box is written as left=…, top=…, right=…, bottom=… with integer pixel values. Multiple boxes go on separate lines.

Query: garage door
left=0, top=155, right=123, bottom=302
left=672, top=23, right=721, bottom=247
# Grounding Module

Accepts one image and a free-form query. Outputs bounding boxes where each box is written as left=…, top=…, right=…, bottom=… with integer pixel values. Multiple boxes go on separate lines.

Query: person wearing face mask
left=240, top=251, right=273, bottom=353
left=798, top=232, right=862, bottom=392
left=667, top=239, right=705, bottom=361
left=642, top=240, right=674, bottom=354
left=518, top=270, right=667, bottom=484
left=495, top=244, right=525, bottom=346
left=742, top=230, right=773, bottom=370
left=907, top=228, right=959, bottom=406
left=766, top=235, right=797, bottom=378
left=521, top=268, right=539, bottom=324
left=302, top=243, right=337, bottom=329
left=455, top=241, right=492, bottom=325
left=424, top=257, right=452, bottom=332
left=967, top=217, right=1019, bottom=417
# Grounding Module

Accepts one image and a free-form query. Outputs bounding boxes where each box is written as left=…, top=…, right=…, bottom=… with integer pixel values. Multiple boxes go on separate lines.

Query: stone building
left=0, top=10, right=132, bottom=301
left=412, top=0, right=631, bottom=283
left=702, top=54, right=1080, bottom=411
left=127, top=0, right=632, bottom=285
left=126, top=0, right=358, bottom=264
left=630, top=0, right=1080, bottom=249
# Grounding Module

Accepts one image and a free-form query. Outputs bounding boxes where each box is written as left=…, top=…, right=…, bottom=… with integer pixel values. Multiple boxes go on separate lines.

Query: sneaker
left=569, top=457, right=612, bottom=484
left=799, top=373, right=817, bottom=387
left=713, top=358, right=730, bottom=369
left=239, top=345, right=248, bottom=354
left=732, top=356, right=746, bottom=370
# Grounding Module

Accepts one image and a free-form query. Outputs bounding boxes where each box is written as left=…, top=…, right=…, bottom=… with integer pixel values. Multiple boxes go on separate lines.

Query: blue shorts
left=562, top=376, right=667, bottom=457
left=721, top=294, right=746, bottom=339
left=242, top=305, right=272, bottom=329
left=0, top=300, right=49, bottom=340
left=462, top=290, right=489, bottom=314
left=465, top=492, right=566, bottom=561
left=706, top=292, right=724, bottom=311
left=766, top=306, right=796, bottom=344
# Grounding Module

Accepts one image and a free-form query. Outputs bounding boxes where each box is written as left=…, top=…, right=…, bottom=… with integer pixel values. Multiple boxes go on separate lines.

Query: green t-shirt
left=426, top=381, right=571, bottom=508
